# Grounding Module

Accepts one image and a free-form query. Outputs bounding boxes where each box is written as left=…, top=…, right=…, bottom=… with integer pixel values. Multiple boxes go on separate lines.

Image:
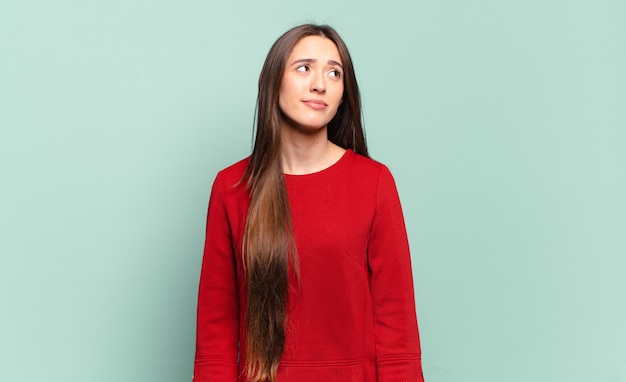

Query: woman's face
left=278, top=35, right=344, bottom=134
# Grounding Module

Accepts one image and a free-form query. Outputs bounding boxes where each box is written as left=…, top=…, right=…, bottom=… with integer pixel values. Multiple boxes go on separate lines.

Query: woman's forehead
left=287, top=36, right=342, bottom=66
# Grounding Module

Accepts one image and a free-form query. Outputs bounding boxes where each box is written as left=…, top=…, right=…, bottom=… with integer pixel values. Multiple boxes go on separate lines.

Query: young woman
left=194, top=24, right=424, bottom=382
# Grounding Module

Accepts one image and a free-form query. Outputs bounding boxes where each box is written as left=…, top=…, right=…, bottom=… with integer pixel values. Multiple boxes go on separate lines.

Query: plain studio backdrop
left=1, top=1, right=624, bottom=381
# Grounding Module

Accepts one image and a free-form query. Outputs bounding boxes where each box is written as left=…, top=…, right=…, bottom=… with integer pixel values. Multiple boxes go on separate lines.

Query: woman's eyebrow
left=290, top=58, right=344, bottom=69
left=328, top=59, right=344, bottom=69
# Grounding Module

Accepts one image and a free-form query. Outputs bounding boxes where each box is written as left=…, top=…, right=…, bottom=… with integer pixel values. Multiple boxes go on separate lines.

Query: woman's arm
left=194, top=172, right=240, bottom=381
left=368, top=166, right=425, bottom=381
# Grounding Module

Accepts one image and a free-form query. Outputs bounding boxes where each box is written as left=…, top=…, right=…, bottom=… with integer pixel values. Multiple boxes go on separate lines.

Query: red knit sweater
left=194, top=150, right=424, bottom=381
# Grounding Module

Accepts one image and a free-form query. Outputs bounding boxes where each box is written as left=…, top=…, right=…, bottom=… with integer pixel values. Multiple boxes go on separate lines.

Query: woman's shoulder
left=215, top=156, right=250, bottom=186
left=348, top=150, right=393, bottom=177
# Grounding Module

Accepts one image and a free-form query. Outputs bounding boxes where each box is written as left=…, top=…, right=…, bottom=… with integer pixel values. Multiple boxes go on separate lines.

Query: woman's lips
left=302, top=99, right=328, bottom=110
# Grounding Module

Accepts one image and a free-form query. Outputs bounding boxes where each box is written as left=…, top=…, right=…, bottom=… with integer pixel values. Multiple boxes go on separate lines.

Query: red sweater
left=194, top=150, right=424, bottom=381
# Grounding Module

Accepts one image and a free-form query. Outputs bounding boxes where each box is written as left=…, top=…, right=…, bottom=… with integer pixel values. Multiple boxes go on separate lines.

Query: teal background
left=1, top=0, right=625, bottom=381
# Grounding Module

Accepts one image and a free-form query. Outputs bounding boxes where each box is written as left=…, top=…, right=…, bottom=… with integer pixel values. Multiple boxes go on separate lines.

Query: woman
left=194, top=24, right=424, bottom=382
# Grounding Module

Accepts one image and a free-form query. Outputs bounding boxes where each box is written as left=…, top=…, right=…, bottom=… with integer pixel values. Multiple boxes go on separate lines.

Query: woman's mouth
left=302, top=99, right=328, bottom=110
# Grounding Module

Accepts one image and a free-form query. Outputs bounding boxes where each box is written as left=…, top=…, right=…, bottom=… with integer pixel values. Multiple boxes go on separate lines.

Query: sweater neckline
left=284, top=149, right=353, bottom=179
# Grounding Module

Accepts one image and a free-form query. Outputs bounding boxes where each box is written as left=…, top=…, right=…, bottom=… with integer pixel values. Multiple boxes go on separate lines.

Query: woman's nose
left=310, top=72, right=326, bottom=93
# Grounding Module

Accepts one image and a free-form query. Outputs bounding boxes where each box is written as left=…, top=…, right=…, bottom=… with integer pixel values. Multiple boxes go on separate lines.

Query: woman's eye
left=329, top=69, right=342, bottom=78
left=296, top=65, right=309, bottom=72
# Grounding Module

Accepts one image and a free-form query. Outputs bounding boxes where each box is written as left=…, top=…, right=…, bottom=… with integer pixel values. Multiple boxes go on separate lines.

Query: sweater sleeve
left=194, top=171, right=240, bottom=381
left=368, top=166, right=424, bottom=381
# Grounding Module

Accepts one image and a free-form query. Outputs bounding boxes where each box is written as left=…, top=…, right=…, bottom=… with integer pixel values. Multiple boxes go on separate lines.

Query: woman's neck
left=280, top=128, right=346, bottom=175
